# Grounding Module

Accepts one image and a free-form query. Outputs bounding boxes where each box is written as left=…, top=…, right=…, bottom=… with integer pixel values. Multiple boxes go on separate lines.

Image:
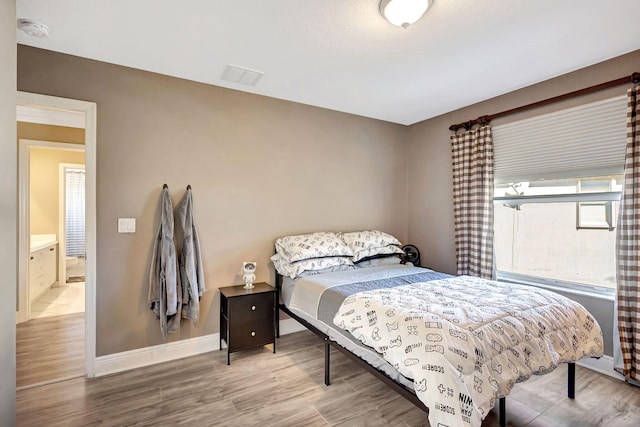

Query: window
left=576, top=179, right=615, bottom=230
left=494, top=176, right=621, bottom=290
left=65, top=168, right=85, bottom=257
left=492, top=96, right=627, bottom=291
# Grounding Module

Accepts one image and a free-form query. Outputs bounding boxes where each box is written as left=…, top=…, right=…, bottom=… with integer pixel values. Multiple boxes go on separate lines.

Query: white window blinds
left=492, top=95, right=627, bottom=184
left=65, top=168, right=85, bottom=257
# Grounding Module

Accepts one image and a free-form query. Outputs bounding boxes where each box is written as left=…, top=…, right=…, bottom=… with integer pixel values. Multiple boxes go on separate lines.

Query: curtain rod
left=449, top=72, right=640, bottom=132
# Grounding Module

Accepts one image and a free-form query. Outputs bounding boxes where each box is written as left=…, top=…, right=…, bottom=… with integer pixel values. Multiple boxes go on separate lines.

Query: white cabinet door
left=29, top=243, right=58, bottom=303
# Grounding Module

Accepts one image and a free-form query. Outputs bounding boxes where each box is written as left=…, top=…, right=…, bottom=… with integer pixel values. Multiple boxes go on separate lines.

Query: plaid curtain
left=451, top=125, right=495, bottom=279
left=616, top=86, right=640, bottom=382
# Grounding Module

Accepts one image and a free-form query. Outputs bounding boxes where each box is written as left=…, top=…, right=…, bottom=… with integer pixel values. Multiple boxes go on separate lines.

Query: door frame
left=59, top=162, right=86, bottom=286
left=17, top=91, right=97, bottom=378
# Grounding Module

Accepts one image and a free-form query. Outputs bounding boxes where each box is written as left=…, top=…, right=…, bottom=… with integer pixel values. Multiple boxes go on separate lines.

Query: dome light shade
left=380, top=0, right=431, bottom=29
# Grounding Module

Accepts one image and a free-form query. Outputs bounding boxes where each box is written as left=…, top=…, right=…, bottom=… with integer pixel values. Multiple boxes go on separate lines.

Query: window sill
left=497, top=272, right=616, bottom=302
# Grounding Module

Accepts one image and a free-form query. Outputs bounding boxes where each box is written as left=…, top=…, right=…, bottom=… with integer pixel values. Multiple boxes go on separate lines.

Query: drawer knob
left=49, top=247, right=55, bottom=251
left=251, top=305, right=256, bottom=311
left=251, top=331, right=256, bottom=337
left=30, top=256, right=34, bottom=260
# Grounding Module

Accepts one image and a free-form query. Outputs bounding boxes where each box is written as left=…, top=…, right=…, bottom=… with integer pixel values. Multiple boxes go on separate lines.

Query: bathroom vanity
left=30, top=234, right=58, bottom=303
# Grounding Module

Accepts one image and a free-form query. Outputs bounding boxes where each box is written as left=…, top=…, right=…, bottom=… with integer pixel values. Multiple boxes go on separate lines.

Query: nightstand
left=219, top=282, right=277, bottom=365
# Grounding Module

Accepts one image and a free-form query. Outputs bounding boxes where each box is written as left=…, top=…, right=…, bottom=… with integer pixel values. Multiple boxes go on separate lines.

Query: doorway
left=16, top=92, right=97, bottom=387
left=23, top=145, right=85, bottom=322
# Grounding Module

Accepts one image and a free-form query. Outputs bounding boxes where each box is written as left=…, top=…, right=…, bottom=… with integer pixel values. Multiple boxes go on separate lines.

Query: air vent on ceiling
left=221, top=64, right=264, bottom=86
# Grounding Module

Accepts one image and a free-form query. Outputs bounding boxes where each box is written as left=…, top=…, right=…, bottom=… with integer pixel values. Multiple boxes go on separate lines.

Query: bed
left=272, top=231, right=604, bottom=427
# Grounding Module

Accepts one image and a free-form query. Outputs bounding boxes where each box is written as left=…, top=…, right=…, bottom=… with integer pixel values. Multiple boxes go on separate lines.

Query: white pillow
left=275, top=232, right=353, bottom=263
left=341, top=230, right=402, bottom=262
left=271, top=253, right=353, bottom=279
left=352, top=245, right=404, bottom=262
left=355, top=255, right=403, bottom=268
left=298, top=264, right=356, bottom=278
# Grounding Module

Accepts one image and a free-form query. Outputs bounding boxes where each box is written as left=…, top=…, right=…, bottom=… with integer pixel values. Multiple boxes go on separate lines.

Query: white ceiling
left=16, top=0, right=640, bottom=125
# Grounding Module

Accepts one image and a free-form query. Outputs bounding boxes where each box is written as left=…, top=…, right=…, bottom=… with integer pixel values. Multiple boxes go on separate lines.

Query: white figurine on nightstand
left=242, top=261, right=257, bottom=289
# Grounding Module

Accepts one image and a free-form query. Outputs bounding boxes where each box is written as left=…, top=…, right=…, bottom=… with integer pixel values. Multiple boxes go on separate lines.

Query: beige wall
left=17, top=45, right=409, bottom=356
left=1, top=0, right=16, bottom=422
left=18, top=122, right=84, bottom=145
left=28, top=147, right=85, bottom=235
left=407, top=49, right=640, bottom=356
left=17, top=42, right=637, bottom=359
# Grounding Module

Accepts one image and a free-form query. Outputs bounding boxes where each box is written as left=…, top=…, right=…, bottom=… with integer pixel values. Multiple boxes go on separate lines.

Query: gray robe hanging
left=148, top=186, right=181, bottom=338
left=176, top=187, right=205, bottom=325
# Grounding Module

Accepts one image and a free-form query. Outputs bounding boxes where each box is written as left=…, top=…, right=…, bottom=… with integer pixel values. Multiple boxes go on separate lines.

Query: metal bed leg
left=499, top=397, right=506, bottom=427
left=568, top=362, right=575, bottom=399
left=324, top=338, right=331, bottom=386
left=275, top=303, right=280, bottom=338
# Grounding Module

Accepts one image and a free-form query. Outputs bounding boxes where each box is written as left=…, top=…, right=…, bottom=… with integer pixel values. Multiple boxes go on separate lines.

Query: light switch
left=118, top=218, right=136, bottom=233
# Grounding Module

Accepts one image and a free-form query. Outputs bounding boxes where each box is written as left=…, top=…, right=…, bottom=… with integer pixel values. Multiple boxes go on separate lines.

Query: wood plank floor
left=16, top=330, right=640, bottom=426
left=16, top=313, right=84, bottom=388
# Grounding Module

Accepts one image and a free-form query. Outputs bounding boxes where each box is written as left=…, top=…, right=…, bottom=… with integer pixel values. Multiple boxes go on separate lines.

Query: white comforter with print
left=333, top=275, right=603, bottom=427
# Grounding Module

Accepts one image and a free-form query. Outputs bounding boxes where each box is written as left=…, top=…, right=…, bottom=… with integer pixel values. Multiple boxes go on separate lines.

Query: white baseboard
left=95, top=333, right=220, bottom=377
left=577, top=355, right=624, bottom=381
left=95, top=319, right=308, bottom=377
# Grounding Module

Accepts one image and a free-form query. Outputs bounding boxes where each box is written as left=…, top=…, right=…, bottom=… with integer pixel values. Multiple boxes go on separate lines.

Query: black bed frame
left=274, top=273, right=577, bottom=427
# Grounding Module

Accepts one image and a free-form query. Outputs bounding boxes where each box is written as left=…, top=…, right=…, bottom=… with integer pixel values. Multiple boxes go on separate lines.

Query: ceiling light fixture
left=17, top=19, right=51, bottom=38
left=380, top=0, right=431, bottom=29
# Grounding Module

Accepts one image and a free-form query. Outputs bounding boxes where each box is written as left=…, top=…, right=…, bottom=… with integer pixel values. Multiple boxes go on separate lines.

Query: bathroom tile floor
left=31, top=282, right=85, bottom=319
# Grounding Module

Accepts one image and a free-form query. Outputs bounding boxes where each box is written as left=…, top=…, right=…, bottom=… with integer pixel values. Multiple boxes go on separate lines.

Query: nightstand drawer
left=227, top=293, right=275, bottom=322
left=228, top=320, right=274, bottom=352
